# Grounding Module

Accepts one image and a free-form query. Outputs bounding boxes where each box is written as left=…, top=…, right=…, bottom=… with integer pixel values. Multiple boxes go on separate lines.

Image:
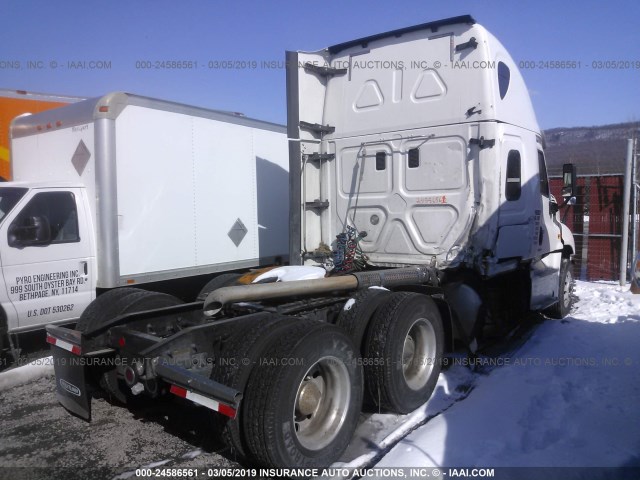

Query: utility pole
left=620, top=138, right=634, bottom=286
left=632, top=137, right=640, bottom=292
left=632, top=138, right=638, bottom=280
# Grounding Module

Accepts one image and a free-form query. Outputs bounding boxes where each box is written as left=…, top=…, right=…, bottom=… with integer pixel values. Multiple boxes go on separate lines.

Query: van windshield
left=0, top=187, right=28, bottom=223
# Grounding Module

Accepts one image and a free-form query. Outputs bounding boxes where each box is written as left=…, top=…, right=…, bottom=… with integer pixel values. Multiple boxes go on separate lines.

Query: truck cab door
left=535, top=149, right=563, bottom=256
left=527, top=149, right=566, bottom=310
left=0, top=188, right=94, bottom=330
left=495, top=127, right=563, bottom=261
left=495, top=128, right=539, bottom=260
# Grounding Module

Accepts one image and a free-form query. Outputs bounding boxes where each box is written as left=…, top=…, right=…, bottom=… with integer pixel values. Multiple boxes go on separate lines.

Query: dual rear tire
left=363, top=292, right=444, bottom=413
left=337, top=289, right=444, bottom=413
left=213, top=316, right=363, bottom=468
left=222, top=290, right=444, bottom=468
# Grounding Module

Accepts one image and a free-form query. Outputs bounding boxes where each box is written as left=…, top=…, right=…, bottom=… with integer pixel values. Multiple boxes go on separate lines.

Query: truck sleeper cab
left=47, top=16, right=576, bottom=470
left=287, top=14, right=575, bottom=335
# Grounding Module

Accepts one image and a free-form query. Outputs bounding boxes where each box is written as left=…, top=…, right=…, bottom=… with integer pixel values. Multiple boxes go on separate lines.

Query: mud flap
left=442, top=282, right=482, bottom=352
left=50, top=343, right=92, bottom=420
left=46, top=325, right=92, bottom=420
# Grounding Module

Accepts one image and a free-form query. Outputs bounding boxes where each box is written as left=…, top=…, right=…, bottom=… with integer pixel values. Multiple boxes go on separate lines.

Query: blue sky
left=1, top=0, right=639, bottom=129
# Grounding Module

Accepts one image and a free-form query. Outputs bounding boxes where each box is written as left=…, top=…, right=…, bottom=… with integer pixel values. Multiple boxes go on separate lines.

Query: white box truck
left=47, top=16, right=577, bottom=469
left=1, top=92, right=288, bottom=355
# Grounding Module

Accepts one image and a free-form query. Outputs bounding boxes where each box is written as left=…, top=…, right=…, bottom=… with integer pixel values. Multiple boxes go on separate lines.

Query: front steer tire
left=242, top=320, right=363, bottom=469
left=545, top=258, right=576, bottom=319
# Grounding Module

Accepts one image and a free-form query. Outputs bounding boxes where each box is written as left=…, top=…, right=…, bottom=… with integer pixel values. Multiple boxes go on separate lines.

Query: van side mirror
left=8, top=215, right=52, bottom=247
left=562, top=163, right=577, bottom=199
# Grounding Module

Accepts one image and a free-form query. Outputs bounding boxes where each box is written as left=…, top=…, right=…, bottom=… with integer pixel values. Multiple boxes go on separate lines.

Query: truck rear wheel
left=364, top=292, right=444, bottom=414
left=209, top=313, right=299, bottom=460
left=545, top=258, right=575, bottom=319
left=336, top=288, right=391, bottom=350
left=243, top=320, right=363, bottom=468
left=75, top=288, right=139, bottom=333
left=77, top=288, right=183, bottom=401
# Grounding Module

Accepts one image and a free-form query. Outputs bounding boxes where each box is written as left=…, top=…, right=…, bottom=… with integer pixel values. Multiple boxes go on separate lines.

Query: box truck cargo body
left=0, top=89, right=84, bottom=181
left=1, top=92, right=288, bottom=339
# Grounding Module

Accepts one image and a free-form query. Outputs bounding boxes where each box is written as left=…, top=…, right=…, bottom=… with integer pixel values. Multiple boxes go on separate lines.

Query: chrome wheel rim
left=402, top=318, right=436, bottom=391
left=563, top=269, right=574, bottom=308
left=292, top=356, right=351, bottom=450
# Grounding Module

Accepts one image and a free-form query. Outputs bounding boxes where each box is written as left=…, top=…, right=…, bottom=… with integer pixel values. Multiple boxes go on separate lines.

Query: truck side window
left=498, top=62, right=510, bottom=100
left=506, top=150, right=521, bottom=201
left=408, top=148, right=420, bottom=168
left=375, top=151, right=386, bottom=171
left=8, top=192, right=79, bottom=247
left=538, top=150, right=550, bottom=197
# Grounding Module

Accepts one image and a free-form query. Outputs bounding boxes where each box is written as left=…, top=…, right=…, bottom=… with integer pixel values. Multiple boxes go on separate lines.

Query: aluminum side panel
left=315, top=123, right=478, bottom=267
left=252, top=128, right=289, bottom=260
left=322, top=26, right=489, bottom=139
left=114, top=105, right=288, bottom=279
left=318, top=23, right=538, bottom=139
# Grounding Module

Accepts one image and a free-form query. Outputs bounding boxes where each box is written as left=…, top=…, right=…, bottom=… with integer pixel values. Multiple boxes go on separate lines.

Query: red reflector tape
left=46, top=334, right=82, bottom=355
left=169, top=384, right=237, bottom=419
left=169, top=384, right=187, bottom=398
left=218, top=403, right=237, bottom=418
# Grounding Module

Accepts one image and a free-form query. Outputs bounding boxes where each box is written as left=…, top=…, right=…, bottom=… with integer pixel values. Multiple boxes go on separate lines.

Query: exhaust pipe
left=203, top=266, right=437, bottom=316
left=203, top=276, right=358, bottom=316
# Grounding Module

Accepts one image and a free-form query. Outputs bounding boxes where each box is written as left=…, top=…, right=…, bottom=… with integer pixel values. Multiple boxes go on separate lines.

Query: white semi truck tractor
left=46, top=15, right=576, bottom=469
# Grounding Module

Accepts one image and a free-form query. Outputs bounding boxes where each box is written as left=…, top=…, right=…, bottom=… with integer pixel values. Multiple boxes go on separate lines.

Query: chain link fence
left=550, top=170, right=640, bottom=282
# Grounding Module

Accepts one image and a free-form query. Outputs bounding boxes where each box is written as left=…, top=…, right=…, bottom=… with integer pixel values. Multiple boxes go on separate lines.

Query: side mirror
left=8, top=215, right=52, bottom=247
left=562, top=163, right=577, bottom=199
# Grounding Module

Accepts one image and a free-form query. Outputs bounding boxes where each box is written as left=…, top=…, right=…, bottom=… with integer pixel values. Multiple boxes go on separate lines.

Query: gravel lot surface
left=0, top=374, right=241, bottom=480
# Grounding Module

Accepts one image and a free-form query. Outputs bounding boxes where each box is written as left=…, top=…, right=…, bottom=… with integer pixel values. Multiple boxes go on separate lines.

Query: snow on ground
left=339, top=365, right=476, bottom=469
left=363, top=280, right=640, bottom=474
left=0, top=355, right=54, bottom=390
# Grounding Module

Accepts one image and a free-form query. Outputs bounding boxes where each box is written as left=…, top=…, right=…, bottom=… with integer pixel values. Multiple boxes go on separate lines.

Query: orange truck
left=0, top=89, right=84, bottom=180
